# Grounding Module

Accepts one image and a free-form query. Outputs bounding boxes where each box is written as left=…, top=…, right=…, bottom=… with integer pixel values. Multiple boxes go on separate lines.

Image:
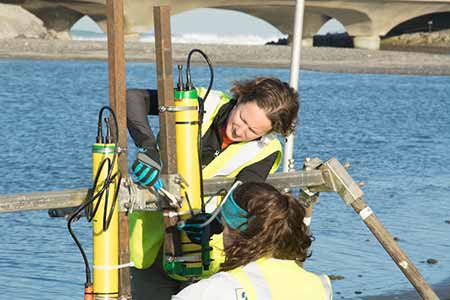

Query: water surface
left=0, top=59, right=449, bottom=299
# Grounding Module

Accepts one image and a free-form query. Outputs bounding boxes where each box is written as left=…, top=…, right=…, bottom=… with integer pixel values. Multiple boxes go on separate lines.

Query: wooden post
left=153, top=5, right=179, bottom=261
left=106, top=0, right=127, bottom=175
left=154, top=6, right=177, bottom=174
left=106, top=0, right=131, bottom=298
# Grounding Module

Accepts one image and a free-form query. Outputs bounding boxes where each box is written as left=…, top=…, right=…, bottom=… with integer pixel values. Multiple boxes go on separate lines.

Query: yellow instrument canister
left=92, top=143, right=119, bottom=299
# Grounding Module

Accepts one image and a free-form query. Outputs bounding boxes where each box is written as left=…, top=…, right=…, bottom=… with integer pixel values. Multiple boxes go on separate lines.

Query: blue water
left=0, top=59, right=449, bottom=300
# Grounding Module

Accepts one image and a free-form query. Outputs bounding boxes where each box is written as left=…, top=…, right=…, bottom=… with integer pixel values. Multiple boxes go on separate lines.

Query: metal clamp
left=166, top=255, right=202, bottom=263
left=320, top=158, right=364, bottom=205
left=299, top=188, right=320, bottom=208
left=159, top=105, right=198, bottom=113
left=303, top=157, right=323, bottom=171
left=116, top=146, right=128, bottom=154
left=173, top=174, right=189, bottom=188
left=118, top=178, right=159, bottom=212
left=123, top=174, right=185, bottom=212
left=118, top=177, right=133, bottom=212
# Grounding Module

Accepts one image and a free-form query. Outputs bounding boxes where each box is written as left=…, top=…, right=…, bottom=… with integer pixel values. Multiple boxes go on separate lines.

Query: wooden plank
left=154, top=5, right=177, bottom=175
left=106, top=0, right=127, bottom=174
left=153, top=4, right=179, bottom=264
left=0, top=189, right=88, bottom=213
left=105, top=0, right=131, bottom=298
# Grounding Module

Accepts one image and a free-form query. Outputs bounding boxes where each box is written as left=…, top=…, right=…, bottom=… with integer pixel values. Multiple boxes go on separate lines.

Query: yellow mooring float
left=67, top=107, right=121, bottom=300
left=162, top=84, right=205, bottom=280
left=91, top=140, right=119, bottom=299
left=163, top=51, right=220, bottom=281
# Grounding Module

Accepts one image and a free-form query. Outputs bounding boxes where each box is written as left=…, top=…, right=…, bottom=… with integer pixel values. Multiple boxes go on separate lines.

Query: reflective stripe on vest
left=228, top=258, right=333, bottom=300
left=197, top=87, right=232, bottom=137
left=202, top=133, right=281, bottom=178
left=320, top=274, right=333, bottom=300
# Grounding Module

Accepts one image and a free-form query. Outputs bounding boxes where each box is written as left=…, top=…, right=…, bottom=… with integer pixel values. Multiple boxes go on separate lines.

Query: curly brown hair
left=230, top=77, right=299, bottom=137
left=220, top=182, right=312, bottom=271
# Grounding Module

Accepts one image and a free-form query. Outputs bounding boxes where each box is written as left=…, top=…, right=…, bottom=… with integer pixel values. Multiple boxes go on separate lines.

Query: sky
left=72, top=8, right=344, bottom=37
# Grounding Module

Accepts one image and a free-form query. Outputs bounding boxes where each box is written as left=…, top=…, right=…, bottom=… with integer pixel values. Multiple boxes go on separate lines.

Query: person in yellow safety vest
left=126, top=77, right=299, bottom=300
left=172, top=182, right=333, bottom=300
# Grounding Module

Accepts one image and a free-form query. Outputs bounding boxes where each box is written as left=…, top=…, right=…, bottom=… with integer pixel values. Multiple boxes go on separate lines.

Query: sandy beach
left=1, top=38, right=450, bottom=75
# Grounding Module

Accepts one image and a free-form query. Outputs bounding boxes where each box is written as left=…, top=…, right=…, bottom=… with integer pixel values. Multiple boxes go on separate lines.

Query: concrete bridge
left=2, top=0, right=450, bottom=49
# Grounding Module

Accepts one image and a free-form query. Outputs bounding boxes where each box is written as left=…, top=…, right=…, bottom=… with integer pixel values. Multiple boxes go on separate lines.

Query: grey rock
left=0, top=4, right=47, bottom=39
left=329, top=274, right=345, bottom=280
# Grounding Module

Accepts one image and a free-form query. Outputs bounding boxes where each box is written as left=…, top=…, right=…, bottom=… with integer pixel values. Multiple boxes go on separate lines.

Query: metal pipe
left=283, top=0, right=305, bottom=172
left=0, top=170, right=325, bottom=213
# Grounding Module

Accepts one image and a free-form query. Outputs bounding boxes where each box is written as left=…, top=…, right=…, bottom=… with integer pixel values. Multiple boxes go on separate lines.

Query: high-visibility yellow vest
left=228, top=258, right=333, bottom=300
left=129, top=88, right=282, bottom=270
left=198, top=87, right=281, bottom=178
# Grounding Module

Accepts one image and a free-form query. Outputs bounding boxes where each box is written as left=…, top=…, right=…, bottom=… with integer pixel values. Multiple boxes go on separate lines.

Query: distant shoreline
left=1, top=38, right=450, bottom=75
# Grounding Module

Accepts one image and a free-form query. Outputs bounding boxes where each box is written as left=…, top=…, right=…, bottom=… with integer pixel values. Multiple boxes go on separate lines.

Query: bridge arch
left=71, top=15, right=105, bottom=33
left=385, top=11, right=450, bottom=37
left=318, top=18, right=346, bottom=35
left=173, top=7, right=283, bottom=37
left=214, top=5, right=295, bottom=36
left=30, top=6, right=83, bottom=34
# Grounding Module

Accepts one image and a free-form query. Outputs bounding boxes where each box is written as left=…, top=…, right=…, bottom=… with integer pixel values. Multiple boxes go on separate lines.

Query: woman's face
left=225, top=101, right=272, bottom=142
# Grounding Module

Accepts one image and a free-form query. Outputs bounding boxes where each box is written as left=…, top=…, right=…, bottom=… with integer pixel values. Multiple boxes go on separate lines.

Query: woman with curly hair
left=172, top=182, right=332, bottom=300
left=127, top=77, right=299, bottom=299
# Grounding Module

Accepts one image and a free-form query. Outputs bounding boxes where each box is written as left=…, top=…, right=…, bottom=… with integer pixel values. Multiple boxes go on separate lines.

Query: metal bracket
left=118, top=177, right=133, bottom=212
left=310, top=157, right=364, bottom=205
left=166, top=255, right=202, bottom=263
left=119, top=157, right=365, bottom=211
left=116, top=146, right=128, bottom=154
left=303, top=157, right=323, bottom=170
left=159, top=105, right=198, bottom=113
left=299, top=188, right=320, bottom=208
left=118, top=177, right=159, bottom=212
left=120, top=174, right=184, bottom=212
left=298, top=157, right=323, bottom=207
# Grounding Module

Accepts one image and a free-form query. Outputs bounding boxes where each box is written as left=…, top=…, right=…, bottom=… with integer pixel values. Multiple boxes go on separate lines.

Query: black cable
left=203, top=188, right=227, bottom=207
left=184, top=190, right=195, bottom=217
left=185, top=49, right=214, bottom=214
left=87, top=157, right=111, bottom=222
left=89, top=106, right=120, bottom=230
left=104, top=175, right=122, bottom=231
left=68, top=198, right=94, bottom=285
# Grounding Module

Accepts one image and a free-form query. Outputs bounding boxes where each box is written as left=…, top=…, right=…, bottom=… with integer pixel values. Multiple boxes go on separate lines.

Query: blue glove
left=153, top=178, right=164, bottom=191
left=178, top=213, right=223, bottom=245
left=132, top=149, right=162, bottom=189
